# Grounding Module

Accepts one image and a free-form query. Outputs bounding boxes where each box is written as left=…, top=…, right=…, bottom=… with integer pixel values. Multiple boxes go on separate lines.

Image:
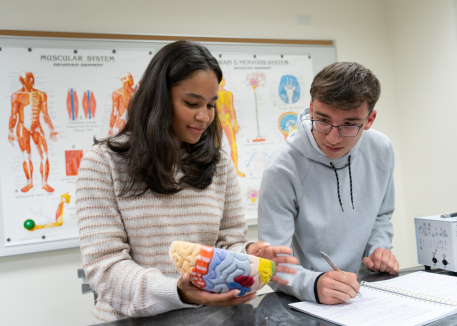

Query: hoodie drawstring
left=330, top=155, right=354, bottom=212
left=348, top=155, right=354, bottom=209
left=330, top=162, right=344, bottom=212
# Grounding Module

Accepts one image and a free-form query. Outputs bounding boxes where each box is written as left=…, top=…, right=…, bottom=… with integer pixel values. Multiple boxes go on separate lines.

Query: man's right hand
left=177, top=273, right=256, bottom=306
left=316, top=271, right=360, bottom=304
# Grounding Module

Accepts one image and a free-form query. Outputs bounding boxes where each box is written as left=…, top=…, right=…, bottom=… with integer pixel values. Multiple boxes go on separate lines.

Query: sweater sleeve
left=258, top=161, right=322, bottom=302
left=214, top=156, right=250, bottom=253
left=364, top=145, right=395, bottom=256
left=77, top=146, right=197, bottom=318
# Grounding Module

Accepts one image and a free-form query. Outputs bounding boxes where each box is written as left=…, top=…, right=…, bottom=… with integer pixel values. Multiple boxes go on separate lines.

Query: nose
left=195, top=107, right=210, bottom=123
left=326, top=126, right=342, bottom=145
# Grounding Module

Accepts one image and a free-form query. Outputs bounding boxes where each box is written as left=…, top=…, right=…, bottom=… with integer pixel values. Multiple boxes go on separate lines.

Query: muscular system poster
left=0, top=48, right=313, bottom=247
left=0, top=47, right=151, bottom=246
left=215, top=54, right=313, bottom=221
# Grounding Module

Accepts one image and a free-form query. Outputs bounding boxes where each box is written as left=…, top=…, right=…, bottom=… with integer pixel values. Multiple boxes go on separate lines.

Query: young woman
left=76, top=40, right=297, bottom=323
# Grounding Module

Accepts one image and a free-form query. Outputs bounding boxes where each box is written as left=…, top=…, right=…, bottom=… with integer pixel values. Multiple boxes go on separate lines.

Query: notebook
left=289, top=272, right=457, bottom=326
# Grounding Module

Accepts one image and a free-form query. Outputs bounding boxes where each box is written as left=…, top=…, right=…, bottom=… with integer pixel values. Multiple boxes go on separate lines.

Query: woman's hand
left=177, top=273, right=256, bottom=306
left=246, top=241, right=298, bottom=285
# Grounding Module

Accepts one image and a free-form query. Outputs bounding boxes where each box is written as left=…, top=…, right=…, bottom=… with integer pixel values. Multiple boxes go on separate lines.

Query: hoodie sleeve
left=364, top=144, right=395, bottom=257
left=257, top=161, right=322, bottom=302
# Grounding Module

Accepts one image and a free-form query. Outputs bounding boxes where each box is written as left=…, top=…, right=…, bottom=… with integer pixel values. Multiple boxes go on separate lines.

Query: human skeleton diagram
left=217, top=78, right=245, bottom=177
left=109, top=72, right=135, bottom=136
left=8, top=72, right=58, bottom=193
left=82, top=90, right=96, bottom=119
left=66, top=88, right=79, bottom=120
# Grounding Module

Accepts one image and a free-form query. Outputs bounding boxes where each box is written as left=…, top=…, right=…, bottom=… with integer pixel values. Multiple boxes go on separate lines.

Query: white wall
left=386, top=0, right=457, bottom=266
left=1, top=0, right=441, bottom=325
left=0, top=248, right=95, bottom=325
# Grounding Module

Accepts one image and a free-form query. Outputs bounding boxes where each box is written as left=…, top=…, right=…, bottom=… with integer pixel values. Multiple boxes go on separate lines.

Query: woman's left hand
left=246, top=241, right=298, bottom=285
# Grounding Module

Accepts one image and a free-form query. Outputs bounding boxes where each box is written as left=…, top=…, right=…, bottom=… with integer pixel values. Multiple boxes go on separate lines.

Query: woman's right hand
left=177, top=273, right=256, bottom=306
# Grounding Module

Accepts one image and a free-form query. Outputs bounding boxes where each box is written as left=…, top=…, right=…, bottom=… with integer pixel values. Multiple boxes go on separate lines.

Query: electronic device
left=415, top=215, right=457, bottom=272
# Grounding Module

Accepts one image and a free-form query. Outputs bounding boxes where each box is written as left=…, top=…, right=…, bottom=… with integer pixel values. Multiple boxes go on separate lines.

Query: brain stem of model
left=169, top=241, right=275, bottom=296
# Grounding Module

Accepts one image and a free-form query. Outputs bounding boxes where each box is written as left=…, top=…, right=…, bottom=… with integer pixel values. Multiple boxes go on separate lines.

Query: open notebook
left=289, top=272, right=457, bottom=326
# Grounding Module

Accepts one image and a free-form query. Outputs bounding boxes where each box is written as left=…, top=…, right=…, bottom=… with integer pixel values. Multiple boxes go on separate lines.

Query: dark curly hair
left=95, top=40, right=223, bottom=196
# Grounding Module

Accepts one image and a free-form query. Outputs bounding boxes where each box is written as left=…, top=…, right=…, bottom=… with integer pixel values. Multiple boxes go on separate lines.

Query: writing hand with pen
left=317, top=251, right=361, bottom=305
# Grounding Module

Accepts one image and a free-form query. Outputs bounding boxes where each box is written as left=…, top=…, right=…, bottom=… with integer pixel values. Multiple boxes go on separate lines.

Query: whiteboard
left=0, top=34, right=336, bottom=257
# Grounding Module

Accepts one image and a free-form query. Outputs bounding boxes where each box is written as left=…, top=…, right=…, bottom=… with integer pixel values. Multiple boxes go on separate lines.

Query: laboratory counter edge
left=94, top=266, right=457, bottom=326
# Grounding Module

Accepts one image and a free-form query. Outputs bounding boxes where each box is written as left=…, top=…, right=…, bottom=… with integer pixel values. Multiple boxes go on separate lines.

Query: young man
left=258, top=62, right=399, bottom=305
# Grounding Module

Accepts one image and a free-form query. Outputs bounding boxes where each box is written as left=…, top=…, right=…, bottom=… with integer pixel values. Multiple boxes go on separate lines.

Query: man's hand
left=317, top=271, right=360, bottom=305
left=362, top=248, right=399, bottom=275
left=177, top=273, right=255, bottom=306
left=246, top=241, right=298, bottom=286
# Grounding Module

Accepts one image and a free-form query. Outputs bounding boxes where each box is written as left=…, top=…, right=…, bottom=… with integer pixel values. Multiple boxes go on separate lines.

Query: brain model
left=169, top=241, right=276, bottom=296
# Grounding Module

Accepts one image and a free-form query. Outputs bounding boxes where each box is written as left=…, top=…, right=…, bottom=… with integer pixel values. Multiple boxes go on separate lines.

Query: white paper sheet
left=289, top=286, right=457, bottom=326
left=375, top=271, right=457, bottom=302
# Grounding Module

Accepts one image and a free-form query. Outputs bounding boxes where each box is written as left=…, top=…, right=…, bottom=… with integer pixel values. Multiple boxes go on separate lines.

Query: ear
left=309, top=101, right=313, bottom=118
left=364, top=110, right=377, bottom=130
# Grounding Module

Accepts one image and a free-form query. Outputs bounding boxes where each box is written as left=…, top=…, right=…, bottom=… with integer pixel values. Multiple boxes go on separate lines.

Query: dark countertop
left=96, top=266, right=457, bottom=326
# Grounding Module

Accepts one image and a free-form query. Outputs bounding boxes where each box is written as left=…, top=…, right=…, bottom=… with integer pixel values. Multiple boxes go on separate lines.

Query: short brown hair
left=310, top=62, right=381, bottom=113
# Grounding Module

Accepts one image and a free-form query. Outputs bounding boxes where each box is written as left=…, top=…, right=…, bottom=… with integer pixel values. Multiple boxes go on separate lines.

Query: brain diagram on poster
left=216, top=54, right=313, bottom=220
left=0, top=47, right=151, bottom=246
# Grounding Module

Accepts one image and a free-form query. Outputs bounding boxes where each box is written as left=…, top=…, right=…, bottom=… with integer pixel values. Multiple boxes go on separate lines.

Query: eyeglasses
left=310, top=116, right=369, bottom=137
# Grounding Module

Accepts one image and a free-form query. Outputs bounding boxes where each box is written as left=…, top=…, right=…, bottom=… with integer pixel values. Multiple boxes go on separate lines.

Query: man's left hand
left=246, top=241, right=298, bottom=285
left=362, top=248, right=399, bottom=275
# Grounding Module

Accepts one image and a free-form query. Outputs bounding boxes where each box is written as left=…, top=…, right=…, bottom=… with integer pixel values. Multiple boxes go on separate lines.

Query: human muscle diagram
left=65, top=150, right=84, bottom=176
left=109, top=72, right=136, bottom=136
left=23, top=193, right=70, bottom=231
left=67, top=88, right=79, bottom=120
left=0, top=47, right=151, bottom=246
left=82, top=90, right=96, bottom=119
left=216, top=54, right=313, bottom=220
left=9, top=72, right=58, bottom=193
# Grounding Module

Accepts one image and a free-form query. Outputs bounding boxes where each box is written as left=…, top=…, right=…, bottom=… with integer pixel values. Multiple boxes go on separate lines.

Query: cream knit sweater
left=76, top=144, right=249, bottom=324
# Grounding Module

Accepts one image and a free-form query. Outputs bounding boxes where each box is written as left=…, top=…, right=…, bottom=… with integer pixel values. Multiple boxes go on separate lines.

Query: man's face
left=309, top=100, right=377, bottom=159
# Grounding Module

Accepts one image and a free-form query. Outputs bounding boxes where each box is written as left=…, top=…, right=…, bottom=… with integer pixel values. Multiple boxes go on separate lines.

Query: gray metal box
left=415, top=215, right=457, bottom=272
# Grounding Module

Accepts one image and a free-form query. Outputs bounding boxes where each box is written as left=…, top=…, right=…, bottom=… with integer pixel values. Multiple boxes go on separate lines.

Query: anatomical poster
left=215, top=54, right=313, bottom=220
left=0, top=47, right=151, bottom=246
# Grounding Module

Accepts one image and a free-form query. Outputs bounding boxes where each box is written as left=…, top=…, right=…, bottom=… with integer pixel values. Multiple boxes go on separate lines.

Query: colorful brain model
left=169, top=241, right=276, bottom=296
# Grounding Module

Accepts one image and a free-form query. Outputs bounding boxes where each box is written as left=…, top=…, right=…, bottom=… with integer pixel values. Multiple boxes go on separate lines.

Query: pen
left=440, top=212, right=457, bottom=218
left=320, top=251, right=362, bottom=298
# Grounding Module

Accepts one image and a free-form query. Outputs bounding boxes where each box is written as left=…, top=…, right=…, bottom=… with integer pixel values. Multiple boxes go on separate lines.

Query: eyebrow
left=314, top=110, right=363, bottom=122
left=185, top=93, right=218, bottom=101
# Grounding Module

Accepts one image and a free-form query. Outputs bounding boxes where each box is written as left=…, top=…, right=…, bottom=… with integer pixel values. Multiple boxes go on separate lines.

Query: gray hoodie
left=258, top=109, right=395, bottom=302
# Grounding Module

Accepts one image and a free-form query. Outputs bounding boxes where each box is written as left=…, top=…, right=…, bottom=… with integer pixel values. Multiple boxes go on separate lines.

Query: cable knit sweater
left=76, top=144, right=249, bottom=324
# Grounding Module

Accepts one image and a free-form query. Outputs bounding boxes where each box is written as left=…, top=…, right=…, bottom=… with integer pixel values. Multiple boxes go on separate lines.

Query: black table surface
left=96, top=266, right=457, bottom=326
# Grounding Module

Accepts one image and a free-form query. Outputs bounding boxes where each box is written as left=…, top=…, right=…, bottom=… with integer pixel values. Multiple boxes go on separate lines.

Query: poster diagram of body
left=0, top=47, right=151, bottom=246
left=216, top=54, right=313, bottom=220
